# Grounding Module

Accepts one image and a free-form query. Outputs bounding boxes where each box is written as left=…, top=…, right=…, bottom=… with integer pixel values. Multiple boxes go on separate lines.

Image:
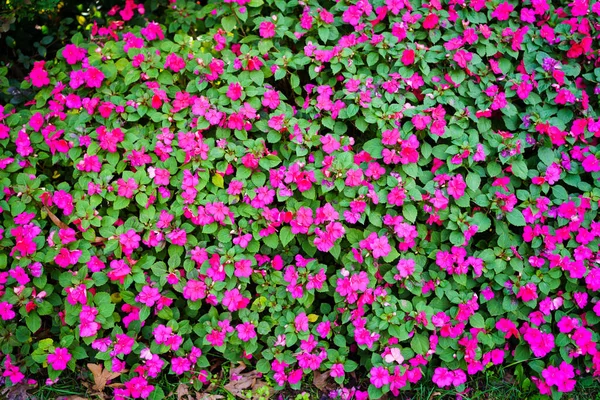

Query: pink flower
left=542, top=362, right=576, bottom=393
left=222, top=288, right=249, bottom=311
left=491, top=1, right=514, bottom=20
left=120, top=229, right=141, bottom=254
left=259, top=21, right=276, bottom=38
left=65, top=284, right=87, bottom=305
left=136, top=286, right=161, bottom=307
left=236, top=322, right=257, bottom=342
left=447, top=175, right=466, bottom=199
left=55, top=248, right=82, bottom=268
left=396, top=259, right=415, bottom=278
left=227, top=82, right=243, bottom=101
left=557, top=316, right=579, bottom=333
left=453, top=50, right=472, bottom=68
left=370, top=366, right=390, bottom=388
left=234, top=259, right=253, bottom=278
left=524, top=326, right=555, bottom=357
left=47, top=347, right=72, bottom=371
left=62, top=44, right=87, bottom=64
left=321, top=134, right=340, bottom=154
left=262, top=90, right=280, bottom=109
left=516, top=283, right=538, bottom=302
left=171, top=357, right=191, bottom=375
left=53, top=190, right=74, bottom=215
left=423, top=13, right=439, bottom=29
left=167, top=228, right=187, bottom=246
left=85, top=67, right=105, bottom=88
left=164, top=53, right=186, bottom=73
left=183, top=279, right=207, bottom=301
left=107, top=260, right=131, bottom=284
left=371, top=235, right=391, bottom=258
left=331, top=363, right=345, bottom=378
left=316, top=320, right=331, bottom=338
left=30, top=61, right=50, bottom=87
left=115, top=178, right=137, bottom=198
left=288, top=369, right=303, bottom=385
left=295, top=312, right=309, bottom=332
left=401, top=49, right=415, bottom=65
left=124, top=376, right=155, bottom=399
left=432, top=367, right=454, bottom=388
left=0, top=302, right=16, bottom=320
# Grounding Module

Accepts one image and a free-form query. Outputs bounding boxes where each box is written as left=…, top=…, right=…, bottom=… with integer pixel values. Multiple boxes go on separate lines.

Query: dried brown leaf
left=0, top=383, right=36, bottom=400
left=87, top=363, right=122, bottom=392
left=312, top=370, right=331, bottom=391
left=228, top=361, right=248, bottom=378
left=176, top=383, right=193, bottom=400
left=43, top=205, right=70, bottom=230
left=224, top=362, right=268, bottom=399
left=195, top=394, right=224, bottom=400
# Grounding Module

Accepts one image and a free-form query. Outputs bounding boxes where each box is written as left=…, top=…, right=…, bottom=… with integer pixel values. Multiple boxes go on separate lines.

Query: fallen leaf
left=176, top=383, right=193, bottom=400
left=312, top=370, right=331, bottom=391
left=0, top=383, right=36, bottom=400
left=223, top=362, right=270, bottom=399
left=196, top=394, right=224, bottom=400
left=87, top=363, right=122, bottom=392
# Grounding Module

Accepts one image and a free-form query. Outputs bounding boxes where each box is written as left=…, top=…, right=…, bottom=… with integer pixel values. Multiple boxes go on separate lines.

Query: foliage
left=2, top=0, right=600, bottom=399
left=0, top=0, right=125, bottom=105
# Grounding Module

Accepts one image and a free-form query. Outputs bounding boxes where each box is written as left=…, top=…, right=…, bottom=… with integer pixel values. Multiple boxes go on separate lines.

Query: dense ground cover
left=2, top=0, right=600, bottom=398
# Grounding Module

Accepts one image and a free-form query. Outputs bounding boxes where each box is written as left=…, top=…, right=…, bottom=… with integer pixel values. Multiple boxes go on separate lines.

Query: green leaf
left=403, top=163, right=418, bottom=178
left=330, top=242, right=341, bottom=259
left=466, top=172, right=480, bottom=191
left=158, top=70, right=173, bottom=85
left=256, top=359, right=270, bottom=373
left=124, top=69, right=140, bottom=86
left=506, top=209, right=525, bottom=226
left=368, top=386, right=383, bottom=400
left=318, top=27, right=329, bottom=43
left=135, top=192, right=148, bottom=208
left=471, top=212, right=491, bottom=232
left=449, top=69, right=465, bottom=85
left=514, top=344, right=530, bottom=361
left=280, top=226, right=294, bottom=247
left=113, top=197, right=130, bottom=210
left=410, top=333, right=429, bottom=355
left=469, top=313, right=485, bottom=328
left=450, top=231, right=464, bottom=246
left=263, top=233, right=279, bottom=249
left=26, top=313, right=42, bottom=333
left=486, top=162, right=502, bottom=177
left=512, top=159, right=528, bottom=180
left=363, top=138, right=383, bottom=158
left=402, top=204, right=417, bottom=223
left=538, top=147, right=554, bottom=166
left=222, top=16, right=236, bottom=32
left=552, top=185, right=568, bottom=201
left=383, top=247, right=400, bottom=263
left=366, top=52, right=379, bottom=67
left=212, top=174, right=224, bottom=188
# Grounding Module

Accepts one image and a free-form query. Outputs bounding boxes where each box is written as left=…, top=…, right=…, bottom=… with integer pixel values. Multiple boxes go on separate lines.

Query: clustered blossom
left=3, top=0, right=600, bottom=397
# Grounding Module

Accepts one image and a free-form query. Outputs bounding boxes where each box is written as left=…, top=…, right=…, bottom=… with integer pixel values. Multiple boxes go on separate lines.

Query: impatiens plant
left=3, top=0, right=600, bottom=398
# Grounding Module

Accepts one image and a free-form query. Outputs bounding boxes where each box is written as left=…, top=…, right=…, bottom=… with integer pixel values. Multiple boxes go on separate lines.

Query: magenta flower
left=370, top=366, right=390, bottom=388
left=259, top=21, right=276, bottom=38
left=47, top=347, right=71, bottom=371
left=29, top=61, right=50, bottom=87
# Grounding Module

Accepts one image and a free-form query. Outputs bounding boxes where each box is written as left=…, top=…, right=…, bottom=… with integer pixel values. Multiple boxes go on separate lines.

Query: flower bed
left=2, top=0, right=600, bottom=398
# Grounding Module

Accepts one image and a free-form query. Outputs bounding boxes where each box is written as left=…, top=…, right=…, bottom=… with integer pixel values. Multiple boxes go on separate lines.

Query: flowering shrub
left=2, top=0, right=600, bottom=398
